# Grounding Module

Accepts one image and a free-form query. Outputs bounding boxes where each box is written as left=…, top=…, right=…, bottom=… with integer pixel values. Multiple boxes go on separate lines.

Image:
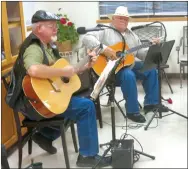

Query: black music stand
left=90, top=52, right=155, bottom=169
left=139, top=40, right=188, bottom=130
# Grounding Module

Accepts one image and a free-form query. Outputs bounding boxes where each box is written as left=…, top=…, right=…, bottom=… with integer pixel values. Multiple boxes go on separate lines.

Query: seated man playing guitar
left=6, top=10, right=111, bottom=168
left=82, top=6, right=164, bottom=123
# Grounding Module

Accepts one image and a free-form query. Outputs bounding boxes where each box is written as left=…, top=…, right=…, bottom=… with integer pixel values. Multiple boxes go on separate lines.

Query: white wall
left=23, top=2, right=99, bottom=27
left=23, top=1, right=187, bottom=73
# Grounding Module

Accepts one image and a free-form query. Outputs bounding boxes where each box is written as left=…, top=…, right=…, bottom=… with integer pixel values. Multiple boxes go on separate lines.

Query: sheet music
left=90, top=59, right=120, bottom=100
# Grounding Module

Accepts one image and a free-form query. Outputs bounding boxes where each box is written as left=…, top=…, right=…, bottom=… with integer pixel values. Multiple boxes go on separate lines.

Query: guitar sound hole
left=61, top=77, right=69, bottom=83
left=116, top=51, right=123, bottom=57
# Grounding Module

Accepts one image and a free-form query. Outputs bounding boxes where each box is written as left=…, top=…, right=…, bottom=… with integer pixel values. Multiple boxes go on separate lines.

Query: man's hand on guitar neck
left=151, top=37, right=161, bottom=45
left=74, top=49, right=97, bottom=74
left=103, top=47, right=117, bottom=60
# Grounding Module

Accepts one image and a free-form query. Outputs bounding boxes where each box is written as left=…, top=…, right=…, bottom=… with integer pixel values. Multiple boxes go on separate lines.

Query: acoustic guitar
left=22, top=58, right=81, bottom=118
left=92, top=42, right=152, bottom=76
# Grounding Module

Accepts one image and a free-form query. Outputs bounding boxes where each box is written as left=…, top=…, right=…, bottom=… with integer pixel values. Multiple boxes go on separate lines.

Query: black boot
left=144, top=104, right=169, bottom=114
left=127, top=113, right=146, bottom=123
left=76, top=154, right=111, bottom=167
left=32, top=133, right=57, bottom=154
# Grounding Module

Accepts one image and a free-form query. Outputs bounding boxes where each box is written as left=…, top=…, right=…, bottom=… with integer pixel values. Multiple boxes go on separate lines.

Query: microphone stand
left=92, top=24, right=155, bottom=169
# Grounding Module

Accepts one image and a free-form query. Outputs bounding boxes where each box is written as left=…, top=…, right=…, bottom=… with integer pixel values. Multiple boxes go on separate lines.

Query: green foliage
left=56, top=13, right=79, bottom=44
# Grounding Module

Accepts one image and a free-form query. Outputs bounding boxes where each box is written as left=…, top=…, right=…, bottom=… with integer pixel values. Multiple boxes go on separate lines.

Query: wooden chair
left=2, top=71, right=78, bottom=169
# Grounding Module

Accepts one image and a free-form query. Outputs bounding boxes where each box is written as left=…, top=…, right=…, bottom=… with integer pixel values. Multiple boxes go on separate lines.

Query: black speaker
left=111, top=139, right=134, bottom=169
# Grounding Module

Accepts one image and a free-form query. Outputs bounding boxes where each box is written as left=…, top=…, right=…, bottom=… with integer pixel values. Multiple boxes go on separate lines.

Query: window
left=99, top=1, right=188, bottom=19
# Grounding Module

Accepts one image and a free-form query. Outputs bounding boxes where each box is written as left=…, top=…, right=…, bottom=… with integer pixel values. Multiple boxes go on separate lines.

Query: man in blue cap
left=7, top=10, right=111, bottom=167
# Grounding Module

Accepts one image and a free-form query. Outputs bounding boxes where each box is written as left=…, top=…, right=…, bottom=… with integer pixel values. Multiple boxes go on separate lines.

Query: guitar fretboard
left=126, top=42, right=152, bottom=54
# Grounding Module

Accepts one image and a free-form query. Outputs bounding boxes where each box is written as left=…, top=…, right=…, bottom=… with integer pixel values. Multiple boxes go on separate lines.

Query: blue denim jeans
left=38, top=96, right=99, bottom=156
left=116, top=61, right=159, bottom=114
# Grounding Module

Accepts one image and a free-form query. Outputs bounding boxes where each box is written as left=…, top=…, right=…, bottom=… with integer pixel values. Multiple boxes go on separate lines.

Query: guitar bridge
left=47, top=79, right=61, bottom=92
left=51, top=82, right=61, bottom=92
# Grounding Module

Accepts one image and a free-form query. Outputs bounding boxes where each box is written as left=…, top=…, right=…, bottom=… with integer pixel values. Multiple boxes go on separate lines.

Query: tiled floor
left=8, top=78, right=187, bottom=168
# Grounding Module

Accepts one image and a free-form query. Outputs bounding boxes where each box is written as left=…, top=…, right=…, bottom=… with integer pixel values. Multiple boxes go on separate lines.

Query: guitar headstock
left=93, top=44, right=103, bottom=55
left=142, top=41, right=153, bottom=48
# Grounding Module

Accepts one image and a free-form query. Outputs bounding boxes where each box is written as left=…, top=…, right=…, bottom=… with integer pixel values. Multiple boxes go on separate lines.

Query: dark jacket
left=6, top=33, right=61, bottom=120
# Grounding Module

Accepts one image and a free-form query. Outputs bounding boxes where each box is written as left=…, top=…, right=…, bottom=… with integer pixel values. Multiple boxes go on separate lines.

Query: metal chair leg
left=95, top=98, right=103, bottom=128
left=28, top=138, right=32, bottom=155
left=117, top=98, right=124, bottom=104
left=183, top=65, right=185, bottom=80
left=118, top=98, right=142, bottom=110
left=28, top=128, right=33, bottom=155
left=60, top=124, right=70, bottom=169
left=138, top=102, right=142, bottom=109
left=18, top=137, right=23, bottom=169
left=13, top=111, right=23, bottom=169
left=180, top=65, right=183, bottom=88
left=114, top=98, right=126, bottom=118
left=70, top=123, right=78, bottom=153
left=162, top=69, right=173, bottom=94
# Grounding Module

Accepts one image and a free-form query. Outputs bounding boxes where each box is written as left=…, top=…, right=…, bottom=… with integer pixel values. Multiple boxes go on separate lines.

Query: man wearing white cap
left=83, top=6, right=163, bottom=123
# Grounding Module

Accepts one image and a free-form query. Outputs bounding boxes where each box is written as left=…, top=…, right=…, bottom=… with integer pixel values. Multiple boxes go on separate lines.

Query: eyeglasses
left=44, top=24, right=57, bottom=29
left=116, top=16, right=129, bottom=21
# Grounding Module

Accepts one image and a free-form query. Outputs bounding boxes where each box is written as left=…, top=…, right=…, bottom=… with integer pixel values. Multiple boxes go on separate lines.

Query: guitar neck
left=75, top=45, right=103, bottom=69
left=126, top=42, right=151, bottom=54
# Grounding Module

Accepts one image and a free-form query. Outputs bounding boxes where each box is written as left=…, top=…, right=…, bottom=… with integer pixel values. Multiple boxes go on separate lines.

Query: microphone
left=131, top=24, right=150, bottom=31
left=77, top=27, right=104, bottom=34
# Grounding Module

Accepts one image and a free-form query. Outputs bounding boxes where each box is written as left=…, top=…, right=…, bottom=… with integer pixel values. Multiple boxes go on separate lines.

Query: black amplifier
left=111, top=139, right=134, bottom=168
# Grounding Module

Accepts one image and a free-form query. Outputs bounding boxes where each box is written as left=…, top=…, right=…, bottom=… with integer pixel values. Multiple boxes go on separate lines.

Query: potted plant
left=56, top=8, right=79, bottom=52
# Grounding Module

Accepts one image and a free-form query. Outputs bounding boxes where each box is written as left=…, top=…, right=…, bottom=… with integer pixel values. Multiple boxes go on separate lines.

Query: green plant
left=56, top=9, right=79, bottom=44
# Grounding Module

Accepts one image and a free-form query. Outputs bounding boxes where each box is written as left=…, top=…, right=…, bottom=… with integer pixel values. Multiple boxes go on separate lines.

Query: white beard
left=51, top=35, right=57, bottom=42
left=50, top=36, right=58, bottom=49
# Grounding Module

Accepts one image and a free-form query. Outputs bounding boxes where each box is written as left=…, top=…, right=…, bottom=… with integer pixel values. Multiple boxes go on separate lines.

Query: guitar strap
left=40, top=44, right=50, bottom=65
